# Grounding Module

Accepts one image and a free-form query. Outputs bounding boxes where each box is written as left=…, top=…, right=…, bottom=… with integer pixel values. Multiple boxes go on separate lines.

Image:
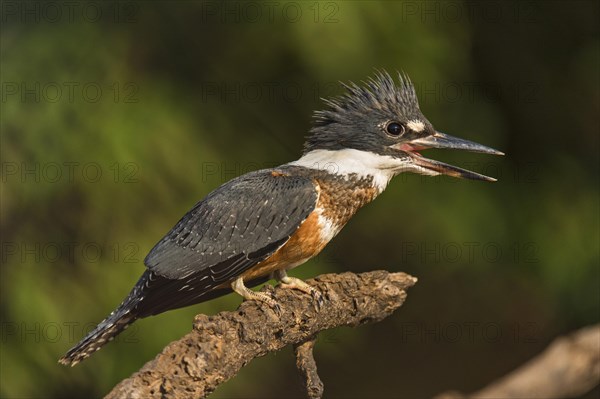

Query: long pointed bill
left=409, top=131, right=504, bottom=155
left=402, top=131, right=504, bottom=182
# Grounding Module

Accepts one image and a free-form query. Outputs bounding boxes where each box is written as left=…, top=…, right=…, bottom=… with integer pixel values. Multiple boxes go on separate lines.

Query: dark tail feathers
left=59, top=306, right=137, bottom=366
left=59, top=271, right=155, bottom=366
left=58, top=271, right=272, bottom=366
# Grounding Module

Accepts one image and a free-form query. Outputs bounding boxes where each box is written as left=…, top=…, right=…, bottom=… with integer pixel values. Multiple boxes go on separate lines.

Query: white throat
left=288, top=148, right=413, bottom=193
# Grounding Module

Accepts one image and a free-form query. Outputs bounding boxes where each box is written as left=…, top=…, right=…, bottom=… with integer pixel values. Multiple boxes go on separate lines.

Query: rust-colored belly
left=221, top=173, right=379, bottom=285
left=239, top=208, right=328, bottom=281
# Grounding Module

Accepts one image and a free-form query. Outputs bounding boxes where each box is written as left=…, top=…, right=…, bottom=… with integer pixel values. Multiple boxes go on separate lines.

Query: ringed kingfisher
left=60, top=71, right=502, bottom=366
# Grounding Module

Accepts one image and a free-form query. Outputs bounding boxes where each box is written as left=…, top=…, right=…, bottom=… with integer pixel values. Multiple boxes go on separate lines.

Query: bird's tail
left=58, top=271, right=271, bottom=366
left=59, top=306, right=137, bottom=366
left=57, top=277, right=148, bottom=368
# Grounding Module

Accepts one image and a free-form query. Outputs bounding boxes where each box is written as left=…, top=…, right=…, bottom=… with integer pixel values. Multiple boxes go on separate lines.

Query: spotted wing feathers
left=144, top=169, right=319, bottom=283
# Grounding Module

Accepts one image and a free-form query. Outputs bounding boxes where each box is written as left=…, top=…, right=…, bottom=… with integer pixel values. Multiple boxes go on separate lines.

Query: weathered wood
left=105, top=270, right=417, bottom=399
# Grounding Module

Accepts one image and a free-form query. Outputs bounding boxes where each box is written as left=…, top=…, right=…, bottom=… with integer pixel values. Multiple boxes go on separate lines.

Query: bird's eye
left=385, top=122, right=405, bottom=136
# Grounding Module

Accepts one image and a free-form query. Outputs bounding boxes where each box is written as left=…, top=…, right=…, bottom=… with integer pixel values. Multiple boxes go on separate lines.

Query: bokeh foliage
left=1, top=1, right=598, bottom=398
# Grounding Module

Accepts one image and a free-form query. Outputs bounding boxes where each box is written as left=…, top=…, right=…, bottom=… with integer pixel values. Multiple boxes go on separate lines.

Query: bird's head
left=302, top=71, right=503, bottom=182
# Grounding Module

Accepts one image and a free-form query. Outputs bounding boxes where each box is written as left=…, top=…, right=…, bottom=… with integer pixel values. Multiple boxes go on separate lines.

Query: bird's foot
left=274, top=270, right=323, bottom=310
left=231, top=276, right=281, bottom=314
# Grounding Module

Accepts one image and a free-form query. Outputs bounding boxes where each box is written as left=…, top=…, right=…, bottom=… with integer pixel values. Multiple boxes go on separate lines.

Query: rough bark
left=437, top=324, right=600, bottom=399
left=105, top=270, right=417, bottom=399
left=294, top=336, right=323, bottom=399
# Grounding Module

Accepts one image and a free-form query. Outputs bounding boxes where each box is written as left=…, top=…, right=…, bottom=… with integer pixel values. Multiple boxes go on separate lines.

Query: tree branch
left=105, top=270, right=417, bottom=399
left=437, top=324, right=600, bottom=399
left=294, top=336, right=323, bottom=399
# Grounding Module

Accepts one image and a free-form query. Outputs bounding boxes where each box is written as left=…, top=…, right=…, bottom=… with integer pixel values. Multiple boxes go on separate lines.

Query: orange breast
left=228, top=173, right=378, bottom=284
left=239, top=208, right=329, bottom=281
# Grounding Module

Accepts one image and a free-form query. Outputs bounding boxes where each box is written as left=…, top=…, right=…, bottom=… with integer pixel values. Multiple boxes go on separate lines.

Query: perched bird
left=60, top=71, right=502, bottom=366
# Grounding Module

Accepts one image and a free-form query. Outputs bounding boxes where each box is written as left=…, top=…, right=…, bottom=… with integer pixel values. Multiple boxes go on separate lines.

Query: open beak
left=399, top=131, right=504, bottom=182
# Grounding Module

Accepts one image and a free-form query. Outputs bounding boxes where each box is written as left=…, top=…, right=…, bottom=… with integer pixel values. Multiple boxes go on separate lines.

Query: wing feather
left=144, top=169, right=319, bottom=283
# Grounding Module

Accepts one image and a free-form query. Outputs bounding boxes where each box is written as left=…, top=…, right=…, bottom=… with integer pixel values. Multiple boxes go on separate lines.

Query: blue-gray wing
left=144, top=169, right=319, bottom=284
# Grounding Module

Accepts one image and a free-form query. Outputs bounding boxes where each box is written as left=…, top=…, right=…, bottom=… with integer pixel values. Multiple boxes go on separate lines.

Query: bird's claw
left=271, top=301, right=282, bottom=315
left=262, top=290, right=282, bottom=314
left=279, top=277, right=323, bottom=311
left=252, top=291, right=282, bottom=315
left=232, top=277, right=281, bottom=315
left=311, top=288, right=324, bottom=311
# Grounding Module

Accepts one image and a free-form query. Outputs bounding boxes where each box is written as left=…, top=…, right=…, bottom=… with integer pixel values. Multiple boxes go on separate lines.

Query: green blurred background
left=1, top=1, right=598, bottom=398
